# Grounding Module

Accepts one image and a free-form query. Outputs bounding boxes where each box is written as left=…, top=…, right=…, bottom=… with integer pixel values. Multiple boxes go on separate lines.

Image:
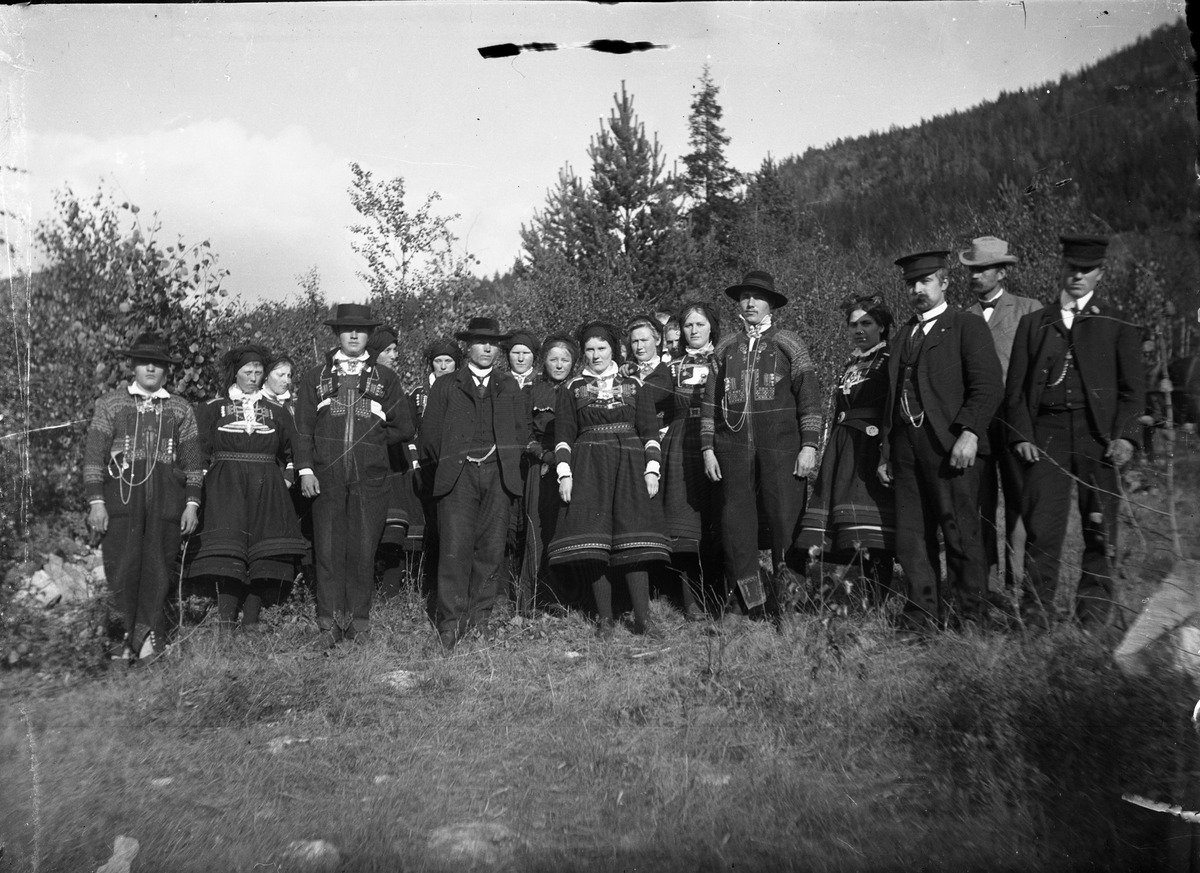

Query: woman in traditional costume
left=549, top=321, right=670, bottom=640
left=189, top=344, right=309, bottom=632
left=796, top=295, right=897, bottom=603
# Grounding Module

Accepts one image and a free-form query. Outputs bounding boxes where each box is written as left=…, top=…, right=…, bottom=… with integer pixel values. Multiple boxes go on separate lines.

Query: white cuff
left=298, top=468, right=314, bottom=477
left=645, top=459, right=661, bottom=475
left=556, top=462, right=572, bottom=480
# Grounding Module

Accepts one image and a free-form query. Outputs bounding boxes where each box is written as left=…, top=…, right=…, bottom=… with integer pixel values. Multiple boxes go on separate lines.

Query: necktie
left=475, top=377, right=486, bottom=399
left=907, top=319, right=926, bottom=358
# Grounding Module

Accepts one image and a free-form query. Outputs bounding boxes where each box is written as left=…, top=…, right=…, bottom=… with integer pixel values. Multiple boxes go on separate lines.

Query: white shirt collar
left=850, top=341, right=887, bottom=359
left=978, top=288, right=1005, bottom=306
left=128, top=381, right=170, bottom=400
left=918, top=301, right=949, bottom=323
left=468, top=363, right=493, bottom=382
left=428, top=372, right=438, bottom=387
left=1060, top=290, right=1094, bottom=312
left=637, top=354, right=661, bottom=373
left=333, top=350, right=367, bottom=363
left=584, top=360, right=620, bottom=379
left=229, top=384, right=262, bottom=403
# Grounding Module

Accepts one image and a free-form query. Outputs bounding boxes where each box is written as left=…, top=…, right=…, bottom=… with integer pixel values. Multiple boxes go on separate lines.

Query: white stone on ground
left=94, top=835, right=139, bottom=873
left=282, top=840, right=340, bottom=871
left=427, top=822, right=522, bottom=865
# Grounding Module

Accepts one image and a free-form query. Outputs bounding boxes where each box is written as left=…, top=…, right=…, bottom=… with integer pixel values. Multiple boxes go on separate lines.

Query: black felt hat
left=723, top=271, right=788, bottom=309
left=323, top=303, right=382, bottom=329
left=455, top=317, right=511, bottom=344
left=118, top=332, right=182, bottom=365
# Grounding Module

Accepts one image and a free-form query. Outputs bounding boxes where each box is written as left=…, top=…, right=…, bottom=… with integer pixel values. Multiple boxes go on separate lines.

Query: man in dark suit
left=419, top=317, right=534, bottom=650
left=1005, top=234, right=1143, bottom=629
left=878, top=251, right=1004, bottom=635
left=961, top=236, right=1043, bottom=601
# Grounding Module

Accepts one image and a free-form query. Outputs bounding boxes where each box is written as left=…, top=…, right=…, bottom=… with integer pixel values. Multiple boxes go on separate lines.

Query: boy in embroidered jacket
left=84, top=333, right=203, bottom=662
left=701, top=271, right=823, bottom=614
left=294, top=304, right=414, bottom=646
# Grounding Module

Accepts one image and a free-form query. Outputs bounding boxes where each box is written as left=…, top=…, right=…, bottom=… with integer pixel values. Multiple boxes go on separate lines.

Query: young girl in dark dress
left=518, top=333, right=577, bottom=612
left=796, top=295, right=897, bottom=602
left=190, top=344, right=309, bottom=632
left=549, top=322, right=670, bottom=640
left=655, top=302, right=722, bottom=619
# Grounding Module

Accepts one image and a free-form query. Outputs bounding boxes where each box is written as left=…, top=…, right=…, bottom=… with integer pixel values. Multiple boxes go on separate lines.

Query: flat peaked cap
left=894, top=250, right=952, bottom=282
left=455, top=317, right=511, bottom=344
left=119, top=332, right=182, bottom=365
left=324, top=303, right=382, bottom=328
left=1059, top=234, right=1109, bottom=269
left=958, top=236, right=1018, bottom=267
left=723, top=271, right=788, bottom=309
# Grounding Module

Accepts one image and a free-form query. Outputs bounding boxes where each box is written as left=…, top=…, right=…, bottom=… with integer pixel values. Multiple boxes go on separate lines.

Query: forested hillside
left=773, top=19, right=1195, bottom=251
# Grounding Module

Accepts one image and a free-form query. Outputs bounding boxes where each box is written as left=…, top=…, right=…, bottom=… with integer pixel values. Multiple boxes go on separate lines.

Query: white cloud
left=24, top=119, right=374, bottom=303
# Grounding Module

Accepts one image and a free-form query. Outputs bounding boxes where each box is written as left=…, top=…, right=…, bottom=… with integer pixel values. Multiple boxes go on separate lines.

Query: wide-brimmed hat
left=894, top=250, right=951, bottom=282
left=723, top=271, right=788, bottom=309
left=323, top=303, right=382, bottom=329
left=455, top=317, right=511, bottom=344
left=1060, top=234, right=1109, bottom=269
left=118, top=332, right=182, bottom=365
left=958, top=236, right=1018, bottom=268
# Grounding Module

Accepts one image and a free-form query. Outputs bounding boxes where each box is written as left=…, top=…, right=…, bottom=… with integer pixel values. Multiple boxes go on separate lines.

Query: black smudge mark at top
left=585, top=39, right=666, bottom=55
left=477, top=39, right=668, bottom=59
left=478, top=42, right=560, bottom=59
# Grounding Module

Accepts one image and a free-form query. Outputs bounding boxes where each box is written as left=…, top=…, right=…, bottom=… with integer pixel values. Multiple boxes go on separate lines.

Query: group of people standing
left=83, top=230, right=1143, bottom=662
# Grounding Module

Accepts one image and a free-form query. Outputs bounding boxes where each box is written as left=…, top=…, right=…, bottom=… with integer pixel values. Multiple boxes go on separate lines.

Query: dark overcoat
left=419, top=368, right=532, bottom=499
left=1003, top=301, right=1144, bottom=448
left=880, top=308, right=1004, bottom=460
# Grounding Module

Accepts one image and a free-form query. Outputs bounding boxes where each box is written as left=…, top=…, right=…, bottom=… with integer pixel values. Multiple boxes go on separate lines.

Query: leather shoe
left=438, top=630, right=458, bottom=652
left=683, top=604, right=706, bottom=623
left=595, top=619, right=616, bottom=642
left=634, top=620, right=667, bottom=642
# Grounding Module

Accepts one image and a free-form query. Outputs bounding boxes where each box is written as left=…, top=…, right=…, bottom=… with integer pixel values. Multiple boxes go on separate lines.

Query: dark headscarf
left=221, top=343, right=270, bottom=388
left=576, top=320, right=624, bottom=366
left=424, top=337, right=463, bottom=370
left=505, top=329, right=541, bottom=355
left=367, top=326, right=399, bottom=356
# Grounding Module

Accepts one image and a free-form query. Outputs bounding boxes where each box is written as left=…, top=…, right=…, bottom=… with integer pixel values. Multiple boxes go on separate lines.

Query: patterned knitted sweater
left=82, top=388, right=205, bottom=504
left=700, top=326, right=823, bottom=449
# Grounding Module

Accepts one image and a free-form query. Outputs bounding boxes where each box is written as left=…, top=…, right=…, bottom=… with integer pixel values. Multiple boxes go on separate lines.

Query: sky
left=0, top=1, right=1186, bottom=305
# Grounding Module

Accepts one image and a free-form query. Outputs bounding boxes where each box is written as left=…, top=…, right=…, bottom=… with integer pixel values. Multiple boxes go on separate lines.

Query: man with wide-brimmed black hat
left=700, top=271, right=823, bottom=619
left=293, top=303, right=414, bottom=648
left=419, top=316, right=533, bottom=650
left=83, top=332, right=205, bottom=663
left=1005, top=234, right=1143, bottom=630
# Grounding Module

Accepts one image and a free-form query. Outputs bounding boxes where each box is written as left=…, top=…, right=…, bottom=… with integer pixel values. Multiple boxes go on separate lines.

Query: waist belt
left=212, top=452, right=277, bottom=464
left=687, top=407, right=701, bottom=419
left=1037, top=405, right=1086, bottom=414
left=466, top=445, right=498, bottom=465
left=580, top=422, right=635, bottom=435
left=836, top=409, right=880, bottom=426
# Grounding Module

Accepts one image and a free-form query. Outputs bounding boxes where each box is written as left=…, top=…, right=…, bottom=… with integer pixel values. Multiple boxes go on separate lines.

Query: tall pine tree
left=681, top=65, right=742, bottom=241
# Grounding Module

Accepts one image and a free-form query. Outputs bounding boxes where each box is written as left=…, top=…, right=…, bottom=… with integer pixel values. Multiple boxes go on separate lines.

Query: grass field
left=2, top=441, right=1198, bottom=872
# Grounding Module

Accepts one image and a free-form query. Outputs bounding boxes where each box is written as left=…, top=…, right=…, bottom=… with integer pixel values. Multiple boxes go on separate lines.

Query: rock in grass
left=282, top=840, right=340, bottom=871
left=427, top=822, right=521, bottom=865
left=95, top=835, right=139, bottom=873
left=379, top=669, right=422, bottom=690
